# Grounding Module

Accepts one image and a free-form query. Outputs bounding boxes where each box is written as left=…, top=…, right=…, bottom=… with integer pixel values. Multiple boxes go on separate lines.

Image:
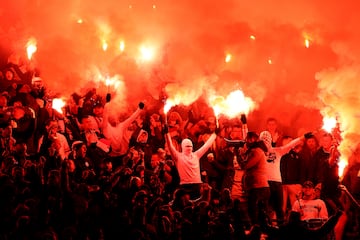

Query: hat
left=302, top=181, right=314, bottom=188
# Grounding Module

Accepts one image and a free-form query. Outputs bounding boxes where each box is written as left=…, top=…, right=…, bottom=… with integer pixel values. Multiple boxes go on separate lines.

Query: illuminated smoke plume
left=0, top=0, right=359, bottom=144
left=316, top=41, right=360, bottom=168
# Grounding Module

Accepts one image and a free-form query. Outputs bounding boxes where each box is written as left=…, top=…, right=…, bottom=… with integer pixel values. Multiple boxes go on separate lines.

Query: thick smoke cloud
left=1, top=0, right=360, bottom=162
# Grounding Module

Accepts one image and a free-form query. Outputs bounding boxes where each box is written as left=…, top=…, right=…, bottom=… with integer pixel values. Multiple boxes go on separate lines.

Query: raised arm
left=165, top=132, right=180, bottom=162
left=120, top=102, right=144, bottom=128
left=194, top=133, right=216, bottom=159
left=277, top=136, right=303, bottom=155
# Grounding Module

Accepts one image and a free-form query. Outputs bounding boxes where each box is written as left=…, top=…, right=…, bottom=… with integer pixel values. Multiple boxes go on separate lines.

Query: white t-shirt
left=292, top=198, right=328, bottom=221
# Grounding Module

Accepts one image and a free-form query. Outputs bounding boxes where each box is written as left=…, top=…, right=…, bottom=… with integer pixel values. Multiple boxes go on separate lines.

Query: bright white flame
left=26, top=38, right=37, bottom=60
left=225, top=53, right=232, bottom=63
left=164, top=100, right=174, bottom=114
left=268, top=58, right=273, bottom=64
left=152, top=4, right=156, bottom=9
left=52, top=98, right=66, bottom=114
left=119, top=41, right=125, bottom=52
left=139, top=45, right=155, bottom=61
left=322, top=116, right=337, bottom=133
left=77, top=18, right=83, bottom=24
left=213, top=105, right=220, bottom=117
left=338, top=158, right=347, bottom=179
left=305, top=38, right=310, bottom=48
left=102, top=74, right=124, bottom=92
left=250, top=35, right=256, bottom=40
left=209, top=90, right=256, bottom=118
left=105, top=77, right=111, bottom=86
left=102, top=40, right=108, bottom=51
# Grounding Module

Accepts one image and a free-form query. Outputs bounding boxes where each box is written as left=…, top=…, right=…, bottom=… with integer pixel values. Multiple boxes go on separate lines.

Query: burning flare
left=26, top=38, right=37, bottom=60
left=321, top=114, right=348, bottom=178
left=322, top=116, right=337, bottom=133
left=139, top=45, right=155, bottom=61
left=225, top=53, right=232, bottom=63
left=208, top=89, right=256, bottom=119
left=52, top=98, right=66, bottom=114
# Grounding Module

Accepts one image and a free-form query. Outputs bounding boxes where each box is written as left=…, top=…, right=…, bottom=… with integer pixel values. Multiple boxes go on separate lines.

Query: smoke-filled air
left=1, top=0, right=360, bottom=165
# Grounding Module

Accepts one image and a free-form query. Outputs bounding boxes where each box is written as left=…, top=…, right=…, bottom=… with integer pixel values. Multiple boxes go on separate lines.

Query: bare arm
left=120, top=107, right=143, bottom=129
left=277, top=136, right=303, bottom=155
left=165, top=133, right=180, bottom=162
left=194, top=133, right=217, bottom=159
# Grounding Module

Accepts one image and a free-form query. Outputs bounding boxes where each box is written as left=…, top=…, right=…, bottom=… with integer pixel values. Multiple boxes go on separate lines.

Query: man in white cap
left=259, top=130, right=311, bottom=224
left=164, top=125, right=217, bottom=199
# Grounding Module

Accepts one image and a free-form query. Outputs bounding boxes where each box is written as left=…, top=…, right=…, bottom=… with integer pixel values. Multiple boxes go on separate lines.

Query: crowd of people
left=1, top=59, right=360, bottom=240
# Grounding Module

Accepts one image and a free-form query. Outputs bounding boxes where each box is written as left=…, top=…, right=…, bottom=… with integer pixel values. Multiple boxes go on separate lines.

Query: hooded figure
left=258, top=130, right=306, bottom=224
left=259, top=131, right=272, bottom=152
left=166, top=131, right=217, bottom=199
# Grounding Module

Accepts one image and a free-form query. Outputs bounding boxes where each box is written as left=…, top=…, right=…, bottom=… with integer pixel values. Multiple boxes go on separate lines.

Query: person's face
left=5, top=70, right=14, bottom=80
left=150, top=154, right=160, bottom=168
left=48, top=124, right=58, bottom=135
left=306, top=138, right=318, bottom=151
left=321, top=135, right=333, bottom=150
left=266, top=120, right=278, bottom=132
left=302, top=186, right=315, bottom=198
left=138, top=132, right=147, bottom=143
left=183, top=144, right=193, bottom=155
left=230, top=126, right=242, bottom=140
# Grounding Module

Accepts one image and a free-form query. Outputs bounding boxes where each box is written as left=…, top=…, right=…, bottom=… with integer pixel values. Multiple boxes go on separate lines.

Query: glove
left=138, top=102, right=145, bottom=109
left=106, top=93, right=111, bottom=103
left=304, top=132, right=313, bottom=139
left=240, top=114, right=247, bottom=124
left=162, top=124, right=169, bottom=134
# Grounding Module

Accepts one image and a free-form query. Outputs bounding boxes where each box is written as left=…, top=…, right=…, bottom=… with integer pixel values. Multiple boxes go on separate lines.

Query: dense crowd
left=0, top=60, right=360, bottom=240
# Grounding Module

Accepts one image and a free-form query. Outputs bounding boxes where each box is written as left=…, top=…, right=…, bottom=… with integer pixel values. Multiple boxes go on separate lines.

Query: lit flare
left=52, top=98, right=66, bottom=114
left=26, top=38, right=37, bottom=60
left=322, top=116, right=337, bottom=133
left=209, top=90, right=256, bottom=119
